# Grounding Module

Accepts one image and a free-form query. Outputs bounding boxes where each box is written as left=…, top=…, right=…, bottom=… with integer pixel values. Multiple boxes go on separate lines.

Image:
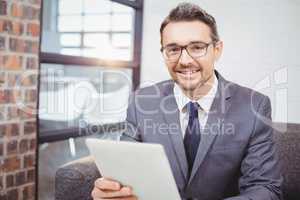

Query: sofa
left=55, top=123, right=300, bottom=200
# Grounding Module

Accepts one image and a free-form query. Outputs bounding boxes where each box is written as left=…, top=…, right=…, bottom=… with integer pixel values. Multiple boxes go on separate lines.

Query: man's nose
left=178, top=49, right=193, bottom=65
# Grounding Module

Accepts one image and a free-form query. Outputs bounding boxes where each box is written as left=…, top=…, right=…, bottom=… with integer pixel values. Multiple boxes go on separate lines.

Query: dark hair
left=160, top=2, right=220, bottom=44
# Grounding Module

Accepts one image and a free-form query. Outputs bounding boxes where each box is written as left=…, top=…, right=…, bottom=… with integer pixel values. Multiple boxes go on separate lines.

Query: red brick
left=24, top=154, right=35, bottom=168
left=9, top=38, right=25, bottom=52
left=7, top=73, right=37, bottom=88
left=19, top=104, right=36, bottom=118
left=21, top=74, right=37, bottom=87
left=27, top=169, right=35, bottom=182
left=19, top=139, right=28, bottom=154
left=12, top=21, right=24, bottom=35
left=24, top=89, right=37, bottom=103
left=24, top=121, right=36, bottom=135
left=0, top=142, right=3, bottom=156
left=0, top=36, right=5, bottom=50
left=0, top=19, right=3, bottom=31
left=0, top=72, right=5, bottom=87
left=23, top=184, right=35, bottom=199
left=7, top=106, right=19, bottom=120
left=11, top=3, right=23, bottom=18
left=19, top=107, right=34, bottom=120
left=9, top=38, right=39, bottom=54
left=0, top=19, right=11, bottom=32
left=23, top=5, right=40, bottom=20
left=0, top=106, right=5, bottom=120
left=0, top=20, right=24, bottom=35
left=0, top=176, right=3, bottom=191
left=26, top=57, right=38, bottom=69
left=0, top=89, right=9, bottom=104
left=2, top=55, right=23, bottom=70
left=7, top=188, right=18, bottom=199
left=8, top=123, right=20, bottom=137
left=0, top=193, right=6, bottom=200
left=27, top=23, right=40, bottom=37
left=29, top=139, right=36, bottom=151
left=0, top=125, right=5, bottom=137
left=7, top=73, right=16, bottom=87
left=0, top=89, right=22, bottom=104
left=0, top=156, right=21, bottom=173
left=0, top=19, right=5, bottom=32
left=0, top=123, right=20, bottom=137
left=16, top=171, right=26, bottom=186
left=18, top=108, right=36, bottom=119
left=1, top=0, right=40, bottom=195
left=0, top=0, right=7, bottom=15
left=6, top=140, right=18, bottom=156
left=25, top=40, right=39, bottom=54
left=6, top=174, right=15, bottom=188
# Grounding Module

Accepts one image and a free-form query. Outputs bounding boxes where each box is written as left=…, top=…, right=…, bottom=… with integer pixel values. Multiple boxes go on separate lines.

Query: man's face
left=161, top=20, right=223, bottom=92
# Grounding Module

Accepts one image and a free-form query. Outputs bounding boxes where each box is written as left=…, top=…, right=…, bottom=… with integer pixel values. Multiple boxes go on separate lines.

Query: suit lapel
left=160, top=81, right=189, bottom=182
left=188, top=71, right=234, bottom=185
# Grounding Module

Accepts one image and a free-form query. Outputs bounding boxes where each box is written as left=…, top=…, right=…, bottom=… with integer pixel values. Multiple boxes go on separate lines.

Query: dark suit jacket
left=121, top=71, right=282, bottom=200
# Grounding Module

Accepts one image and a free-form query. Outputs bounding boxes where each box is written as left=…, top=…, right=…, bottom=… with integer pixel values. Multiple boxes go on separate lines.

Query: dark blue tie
left=184, top=102, right=201, bottom=176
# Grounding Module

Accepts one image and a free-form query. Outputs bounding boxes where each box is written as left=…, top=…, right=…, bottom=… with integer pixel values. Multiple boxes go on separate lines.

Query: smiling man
left=91, top=3, right=282, bottom=200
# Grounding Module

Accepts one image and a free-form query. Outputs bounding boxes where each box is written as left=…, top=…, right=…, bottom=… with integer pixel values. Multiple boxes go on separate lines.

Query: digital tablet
left=86, top=139, right=181, bottom=200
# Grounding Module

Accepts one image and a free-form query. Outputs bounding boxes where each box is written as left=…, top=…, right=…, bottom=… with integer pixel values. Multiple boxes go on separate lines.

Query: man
left=92, top=3, right=282, bottom=200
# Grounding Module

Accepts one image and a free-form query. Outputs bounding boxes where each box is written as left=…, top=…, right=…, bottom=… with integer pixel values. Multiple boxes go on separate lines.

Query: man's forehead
left=162, top=21, right=212, bottom=45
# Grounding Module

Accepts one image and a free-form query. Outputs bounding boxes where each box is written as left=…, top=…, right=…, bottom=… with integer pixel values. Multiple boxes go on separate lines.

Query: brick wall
left=0, top=0, right=40, bottom=199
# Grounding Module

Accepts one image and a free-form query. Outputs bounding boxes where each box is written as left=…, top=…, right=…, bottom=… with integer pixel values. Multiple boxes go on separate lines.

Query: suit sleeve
left=120, top=92, right=142, bottom=142
left=225, top=96, right=283, bottom=200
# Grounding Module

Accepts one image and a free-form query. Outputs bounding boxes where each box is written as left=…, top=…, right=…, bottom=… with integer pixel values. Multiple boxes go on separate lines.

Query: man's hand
left=91, top=177, right=137, bottom=200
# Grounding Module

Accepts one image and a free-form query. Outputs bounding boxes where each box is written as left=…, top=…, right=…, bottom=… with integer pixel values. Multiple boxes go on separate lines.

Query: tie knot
left=186, top=101, right=199, bottom=118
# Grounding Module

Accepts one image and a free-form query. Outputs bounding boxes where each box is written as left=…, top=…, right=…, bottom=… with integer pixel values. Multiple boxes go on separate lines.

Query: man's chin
left=176, top=81, right=199, bottom=92
left=175, top=75, right=213, bottom=90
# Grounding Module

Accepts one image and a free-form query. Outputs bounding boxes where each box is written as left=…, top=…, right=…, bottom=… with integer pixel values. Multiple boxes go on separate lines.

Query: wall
left=0, top=0, right=40, bottom=199
left=140, top=0, right=300, bottom=123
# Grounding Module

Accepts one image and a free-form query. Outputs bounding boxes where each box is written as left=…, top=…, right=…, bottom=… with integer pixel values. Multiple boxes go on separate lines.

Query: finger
left=94, top=177, right=121, bottom=191
left=92, top=186, right=133, bottom=198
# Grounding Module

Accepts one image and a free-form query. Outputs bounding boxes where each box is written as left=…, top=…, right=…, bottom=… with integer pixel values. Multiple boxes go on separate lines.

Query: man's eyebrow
left=189, top=40, right=209, bottom=44
left=165, top=41, right=209, bottom=47
left=164, top=43, right=178, bottom=47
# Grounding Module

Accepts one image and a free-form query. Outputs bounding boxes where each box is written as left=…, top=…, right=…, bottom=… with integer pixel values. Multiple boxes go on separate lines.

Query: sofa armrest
left=55, top=156, right=100, bottom=200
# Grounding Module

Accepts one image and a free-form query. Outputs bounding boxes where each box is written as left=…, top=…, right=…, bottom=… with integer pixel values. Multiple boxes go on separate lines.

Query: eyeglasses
left=161, top=41, right=215, bottom=61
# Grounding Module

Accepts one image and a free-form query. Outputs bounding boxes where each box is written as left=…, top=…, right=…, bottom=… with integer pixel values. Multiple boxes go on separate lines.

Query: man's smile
left=176, top=68, right=201, bottom=78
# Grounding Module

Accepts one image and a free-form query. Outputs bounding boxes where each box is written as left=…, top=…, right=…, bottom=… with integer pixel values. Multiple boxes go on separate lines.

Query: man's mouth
left=177, top=69, right=201, bottom=75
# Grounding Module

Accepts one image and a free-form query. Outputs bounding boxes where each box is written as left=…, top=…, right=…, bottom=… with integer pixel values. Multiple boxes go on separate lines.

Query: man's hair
left=160, top=2, right=220, bottom=45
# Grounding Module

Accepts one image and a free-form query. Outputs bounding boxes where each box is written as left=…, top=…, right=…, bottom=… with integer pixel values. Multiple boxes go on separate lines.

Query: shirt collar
left=173, top=73, right=218, bottom=113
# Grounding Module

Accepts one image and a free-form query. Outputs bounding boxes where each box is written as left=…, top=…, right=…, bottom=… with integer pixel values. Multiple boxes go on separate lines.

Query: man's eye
left=190, top=45, right=206, bottom=51
left=167, top=47, right=181, bottom=53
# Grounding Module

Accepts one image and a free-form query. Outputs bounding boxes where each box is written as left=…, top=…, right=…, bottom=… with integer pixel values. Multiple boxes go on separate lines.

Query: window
left=38, top=0, right=143, bottom=198
left=57, top=0, right=134, bottom=60
left=39, top=0, right=143, bottom=141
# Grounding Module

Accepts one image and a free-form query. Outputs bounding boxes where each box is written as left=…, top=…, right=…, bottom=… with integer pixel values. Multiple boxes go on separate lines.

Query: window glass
left=83, top=15, right=111, bottom=31
left=58, top=15, right=82, bottom=32
left=41, top=0, right=134, bottom=60
left=84, top=0, right=111, bottom=14
left=59, top=0, right=83, bottom=15
left=60, top=33, right=81, bottom=46
left=112, top=13, right=133, bottom=31
left=39, top=63, right=132, bottom=134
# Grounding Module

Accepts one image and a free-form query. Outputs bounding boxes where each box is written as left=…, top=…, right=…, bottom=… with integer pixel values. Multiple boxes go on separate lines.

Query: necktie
left=184, top=102, right=201, bottom=177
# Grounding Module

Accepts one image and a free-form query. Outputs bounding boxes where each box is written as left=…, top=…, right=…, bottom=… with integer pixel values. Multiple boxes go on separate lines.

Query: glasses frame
left=161, top=41, right=216, bottom=61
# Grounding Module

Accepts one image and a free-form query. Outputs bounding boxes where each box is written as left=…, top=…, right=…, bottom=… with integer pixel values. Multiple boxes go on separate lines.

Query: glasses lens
left=164, top=45, right=181, bottom=60
left=187, top=42, right=208, bottom=57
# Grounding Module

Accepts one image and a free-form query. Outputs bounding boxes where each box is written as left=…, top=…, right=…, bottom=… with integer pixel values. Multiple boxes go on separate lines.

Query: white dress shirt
left=173, top=74, right=218, bottom=137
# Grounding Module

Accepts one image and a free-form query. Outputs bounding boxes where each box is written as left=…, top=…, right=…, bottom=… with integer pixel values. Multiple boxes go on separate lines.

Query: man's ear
left=214, top=41, right=223, bottom=61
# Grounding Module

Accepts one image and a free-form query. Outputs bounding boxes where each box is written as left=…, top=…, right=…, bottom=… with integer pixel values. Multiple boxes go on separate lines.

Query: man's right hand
left=91, top=177, right=137, bottom=200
